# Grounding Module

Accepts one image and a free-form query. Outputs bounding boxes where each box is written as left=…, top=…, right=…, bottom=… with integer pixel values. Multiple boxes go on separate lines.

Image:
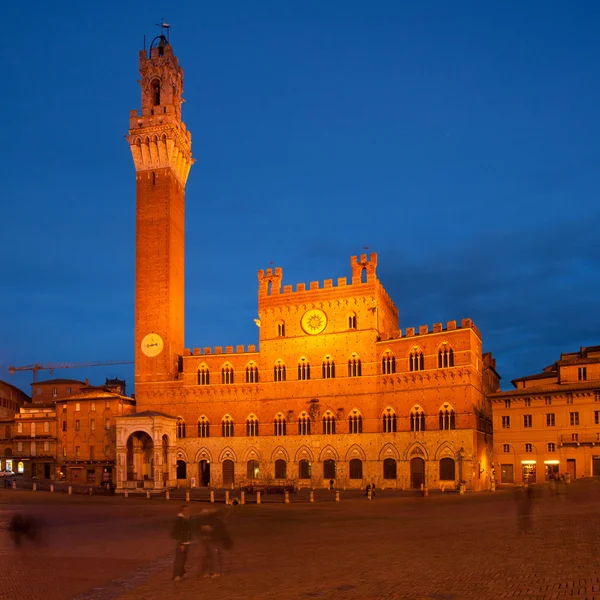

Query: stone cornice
left=127, top=120, right=193, bottom=187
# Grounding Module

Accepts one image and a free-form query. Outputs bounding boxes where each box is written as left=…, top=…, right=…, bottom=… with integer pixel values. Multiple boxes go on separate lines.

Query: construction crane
left=8, top=360, right=134, bottom=383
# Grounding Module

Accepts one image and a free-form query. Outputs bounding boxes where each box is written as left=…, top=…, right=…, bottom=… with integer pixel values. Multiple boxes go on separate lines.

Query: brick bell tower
left=127, top=34, right=193, bottom=385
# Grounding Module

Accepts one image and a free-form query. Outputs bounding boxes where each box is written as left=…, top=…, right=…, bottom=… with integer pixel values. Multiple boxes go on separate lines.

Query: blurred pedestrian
left=196, top=508, right=233, bottom=578
left=548, top=472, right=557, bottom=497
left=171, top=505, right=192, bottom=581
left=8, top=514, right=40, bottom=547
left=517, top=485, right=534, bottom=534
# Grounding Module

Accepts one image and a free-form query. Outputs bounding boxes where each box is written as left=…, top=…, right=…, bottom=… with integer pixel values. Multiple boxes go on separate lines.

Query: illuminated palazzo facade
left=115, top=37, right=499, bottom=492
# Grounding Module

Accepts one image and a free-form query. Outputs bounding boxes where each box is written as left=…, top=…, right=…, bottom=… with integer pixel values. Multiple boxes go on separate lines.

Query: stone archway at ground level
left=126, top=431, right=154, bottom=483
left=199, top=460, right=211, bottom=486
left=115, top=412, right=178, bottom=490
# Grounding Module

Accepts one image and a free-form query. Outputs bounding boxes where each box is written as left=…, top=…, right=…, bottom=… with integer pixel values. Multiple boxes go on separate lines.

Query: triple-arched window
left=221, top=415, right=234, bottom=437
left=298, top=412, right=311, bottom=436
left=382, top=352, right=396, bottom=375
left=409, top=350, right=424, bottom=372
left=273, top=360, right=286, bottom=382
left=298, top=357, right=310, bottom=381
left=383, top=408, right=397, bottom=433
left=198, top=366, right=210, bottom=386
left=322, top=411, right=336, bottom=435
left=246, top=363, right=259, bottom=383
left=322, top=356, right=335, bottom=379
left=410, top=407, right=426, bottom=432
left=348, top=411, right=363, bottom=434
left=348, top=354, right=362, bottom=377
left=439, top=406, right=456, bottom=430
left=222, top=365, right=234, bottom=384
left=438, top=346, right=454, bottom=368
left=197, top=416, right=210, bottom=438
left=274, top=413, right=287, bottom=436
left=246, top=415, right=259, bottom=437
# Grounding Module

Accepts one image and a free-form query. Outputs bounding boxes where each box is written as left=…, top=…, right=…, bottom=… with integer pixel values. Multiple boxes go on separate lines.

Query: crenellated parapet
left=258, top=253, right=381, bottom=301
left=376, top=318, right=480, bottom=342
left=183, top=344, right=258, bottom=357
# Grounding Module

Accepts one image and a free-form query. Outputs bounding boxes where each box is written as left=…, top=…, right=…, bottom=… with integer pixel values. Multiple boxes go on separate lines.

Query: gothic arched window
left=274, top=361, right=286, bottom=382
left=246, top=363, right=259, bottom=383
left=410, top=407, right=426, bottom=432
left=438, top=346, right=454, bottom=368
left=383, top=408, right=397, bottom=433
left=298, top=357, right=310, bottom=381
left=348, top=354, right=362, bottom=377
left=322, top=356, right=335, bottom=379
left=382, top=352, right=396, bottom=375
left=409, top=350, right=424, bottom=372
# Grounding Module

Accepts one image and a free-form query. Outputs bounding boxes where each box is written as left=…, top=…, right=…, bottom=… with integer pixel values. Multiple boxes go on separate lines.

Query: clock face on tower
left=301, top=308, right=328, bottom=335
left=141, top=333, right=164, bottom=357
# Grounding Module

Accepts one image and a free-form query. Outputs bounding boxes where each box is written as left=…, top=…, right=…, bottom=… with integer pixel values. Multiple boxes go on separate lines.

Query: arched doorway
left=199, top=460, right=210, bottom=486
left=162, top=435, right=169, bottom=484
left=126, top=431, right=154, bottom=485
left=176, top=460, right=187, bottom=480
left=222, top=459, right=235, bottom=487
left=275, top=459, right=287, bottom=479
left=410, top=457, right=425, bottom=489
left=324, top=459, right=336, bottom=480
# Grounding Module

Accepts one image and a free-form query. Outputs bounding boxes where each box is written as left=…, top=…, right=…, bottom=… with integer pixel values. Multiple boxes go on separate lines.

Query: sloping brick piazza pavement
left=2, top=480, right=600, bottom=600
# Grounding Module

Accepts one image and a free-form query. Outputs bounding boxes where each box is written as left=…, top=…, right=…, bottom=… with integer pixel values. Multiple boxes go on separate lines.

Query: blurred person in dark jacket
left=170, top=505, right=192, bottom=581
left=196, top=508, right=233, bottom=578
left=8, top=514, right=41, bottom=548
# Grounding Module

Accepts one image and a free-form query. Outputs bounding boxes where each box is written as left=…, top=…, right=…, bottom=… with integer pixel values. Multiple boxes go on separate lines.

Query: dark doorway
left=299, top=459, right=311, bottom=479
left=44, top=464, right=51, bottom=479
left=410, top=457, right=425, bottom=489
left=199, top=460, right=210, bottom=486
left=323, top=459, right=336, bottom=480
left=501, top=464, right=514, bottom=483
left=567, top=459, right=576, bottom=480
left=275, top=459, right=287, bottom=479
left=439, top=458, right=456, bottom=481
left=383, top=458, right=397, bottom=480
left=349, top=459, right=363, bottom=480
left=176, top=460, right=187, bottom=480
left=222, top=459, right=235, bottom=487
left=593, top=457, right=600, bottom=477
left=31, top=463, right=37, bottom=478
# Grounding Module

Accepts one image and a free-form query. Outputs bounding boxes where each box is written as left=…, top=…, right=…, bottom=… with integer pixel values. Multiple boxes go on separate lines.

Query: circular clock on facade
left=141, top=333, right=164, bottom=357
left=301, top=308, right=328, bottom=335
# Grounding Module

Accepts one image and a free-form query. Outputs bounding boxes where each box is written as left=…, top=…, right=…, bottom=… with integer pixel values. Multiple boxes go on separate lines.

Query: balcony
left=559, top=434, right=600, bottom=446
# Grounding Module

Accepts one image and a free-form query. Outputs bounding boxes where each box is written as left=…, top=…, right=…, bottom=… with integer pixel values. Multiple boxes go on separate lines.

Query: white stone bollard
left=166, top=489, right=170, bottom=500
left=89, top=487, right=93, bottom=496
left=423, top=486, right=428, bottom=497
left=124, top=490, right=129, bottom=498
left=209, top=490, right=215, bottom=503
left=32, top=482, right=37, bottom=492
left=185, top=490, right=190, bottom=502
left=256, top=491, right=261, bottom=505
left=146, top=491, right=151, bottom=499
left=367, top=488, right=372, bottom=500
left=240, top=491, right=245, bottom=505
left=12, top=480, right=16, bottom=490
left=309, top=490, right=314, bottom=503
left=335, top=490, right=340, bottom=502
left=50, top=484, right=54, bottom=493
left=225, top=491, right=230, bottom=505
left=68, top=485, right=72, bottom=495
left=284, top=491, right=290, bottom=504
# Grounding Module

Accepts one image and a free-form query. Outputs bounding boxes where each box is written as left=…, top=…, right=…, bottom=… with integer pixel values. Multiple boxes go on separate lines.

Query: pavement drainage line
left=72, top=552, right=173, bottom=600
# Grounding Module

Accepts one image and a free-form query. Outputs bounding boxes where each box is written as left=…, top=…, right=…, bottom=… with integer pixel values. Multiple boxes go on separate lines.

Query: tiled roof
left=56, top=386, right=133, bottom=402
left=119, top=410, right=176, bottom=419
left=32, top=379, right=85, bottom=386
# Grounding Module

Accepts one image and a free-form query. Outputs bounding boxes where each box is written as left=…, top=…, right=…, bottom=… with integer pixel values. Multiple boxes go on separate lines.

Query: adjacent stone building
left=115, top=35, right=500, bottom=493
left=491, top=345, right=600, bottom=485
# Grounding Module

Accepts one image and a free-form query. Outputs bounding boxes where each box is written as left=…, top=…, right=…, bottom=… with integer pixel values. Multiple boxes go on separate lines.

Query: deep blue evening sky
left=2, top=1, right=599, bottom=395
